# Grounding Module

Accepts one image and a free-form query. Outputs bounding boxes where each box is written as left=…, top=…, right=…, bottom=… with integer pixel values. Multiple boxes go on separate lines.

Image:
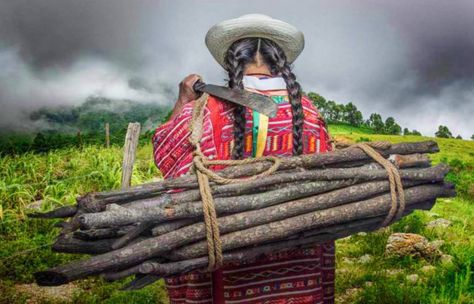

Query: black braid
left=224, top=38, right=304, bottom=157
left=224, top=40, right=254, bottom=159
left=259, top=39, right=304, bottom=155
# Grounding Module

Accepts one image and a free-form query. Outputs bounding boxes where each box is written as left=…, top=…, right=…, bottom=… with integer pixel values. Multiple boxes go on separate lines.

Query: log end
left=34, top=271, right=69, bottom=286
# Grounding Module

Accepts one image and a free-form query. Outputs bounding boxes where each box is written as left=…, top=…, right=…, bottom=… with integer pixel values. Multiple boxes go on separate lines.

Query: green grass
left=0, top=124, right=472, bottom=303
left=329, top=123, right=474, bottom=303
left=328, top=123, right=375, bottom=135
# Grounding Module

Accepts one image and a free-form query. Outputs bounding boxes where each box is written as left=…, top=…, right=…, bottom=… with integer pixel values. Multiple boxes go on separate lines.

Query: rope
left=188, top=93, right=281, bottom=270
left=352, top=143, right=406, bottom=226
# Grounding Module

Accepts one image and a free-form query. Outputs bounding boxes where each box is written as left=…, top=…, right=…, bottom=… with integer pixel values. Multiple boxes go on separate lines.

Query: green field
left=0, top=124, right=473, bottom=303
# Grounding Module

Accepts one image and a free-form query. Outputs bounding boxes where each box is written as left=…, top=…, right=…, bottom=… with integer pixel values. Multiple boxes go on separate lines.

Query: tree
left=343, top=102, right=363, bottom=126
left=456, top=135, right=463, bottom=140
left=367, top=113, right=384, bottom=133
left=32, top=132, right=48, bottom=153
left=471, top=134, right=474, bottom=140
left=307, top=92, right=327, bottom=112
left=435, top=125, right=453, bottom=138
left=411, top=130, right=422, bottom=136
left=403, top=128, right=410, bottom=135
left=384, top=117, right=402, bottom=135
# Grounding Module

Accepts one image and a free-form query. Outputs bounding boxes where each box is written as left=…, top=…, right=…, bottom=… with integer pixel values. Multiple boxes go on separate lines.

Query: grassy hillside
left=0, top=124, right=472, bottom=303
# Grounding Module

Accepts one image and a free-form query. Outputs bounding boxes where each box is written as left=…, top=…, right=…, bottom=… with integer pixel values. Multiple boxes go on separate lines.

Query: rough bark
left=124, top=164, right=448, bottom=210
left=73, top=225, right=135, bottom=241
left=172, top=185, right=453, bottom=260
left=52, top=234, right=115, bottom=254
left=28, top=205, right=78, bottom=219
left=111, top=222, right=154, bottom=250
left=74, top=141, right=439, bottom=211
left=109, top=199, right=434, bottom=287
left=78, top=180, right=355, bottom=229
left=151, top=219, right=198, bottom=236
left=34, top=183, right=452, bottom=286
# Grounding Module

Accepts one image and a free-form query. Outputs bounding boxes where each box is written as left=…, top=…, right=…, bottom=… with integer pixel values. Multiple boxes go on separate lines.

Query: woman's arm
left=152, top=74, right=206, bottom=178
left=167, top=74, right=202, bottom=121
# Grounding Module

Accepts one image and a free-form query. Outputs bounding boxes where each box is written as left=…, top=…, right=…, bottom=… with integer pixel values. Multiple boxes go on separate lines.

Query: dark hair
left=223, top=38, right=304, bottom=159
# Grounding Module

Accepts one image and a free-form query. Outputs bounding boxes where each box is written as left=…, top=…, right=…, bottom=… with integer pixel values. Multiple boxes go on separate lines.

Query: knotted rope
left=188, top=93, right=281, bottom=270
left=347, top=142, right=405, bottom=227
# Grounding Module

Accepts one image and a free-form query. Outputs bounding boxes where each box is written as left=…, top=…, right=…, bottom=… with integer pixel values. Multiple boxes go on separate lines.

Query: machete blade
left=193, top=81, right=278, bottom=117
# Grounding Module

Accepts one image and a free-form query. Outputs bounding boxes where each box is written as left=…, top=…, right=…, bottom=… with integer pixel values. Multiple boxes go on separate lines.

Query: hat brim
left=205, top=16, right=304, bottom=68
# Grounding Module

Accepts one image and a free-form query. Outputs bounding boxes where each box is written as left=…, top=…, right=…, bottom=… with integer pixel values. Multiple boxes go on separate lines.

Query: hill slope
left=0, top=127, right=472, bottom=303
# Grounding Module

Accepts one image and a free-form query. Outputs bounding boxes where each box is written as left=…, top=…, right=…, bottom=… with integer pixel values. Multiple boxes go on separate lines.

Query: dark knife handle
left=193, top=80, right=206, bottom=93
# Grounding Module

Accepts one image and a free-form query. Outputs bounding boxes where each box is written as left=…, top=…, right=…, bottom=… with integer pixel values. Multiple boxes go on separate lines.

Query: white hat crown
left=205, top=14, right=305, bottom=68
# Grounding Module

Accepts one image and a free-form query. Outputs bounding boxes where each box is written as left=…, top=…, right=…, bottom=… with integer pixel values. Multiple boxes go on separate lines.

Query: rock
left=406, top=274, right=419, bottom=284
left=430, top=239, right=445, bottom=250
left=385, top=233, right=441, bottom=259
left=420, top=265, right=436, bottom=275
left=357, top=232, right=367, bottom=236
left=386, top=269, right=403, bottom=277
left=365, top=281, right=374, bottom=287
left=15, top=283, right=77, bottom=302
left=359, top=254, right=373, bottom=264
left=426, top=218, right=452, bottom=229
left=440, top=254, right=454, bottom=265
left=25, top=200, right=45, bottom=211
left=336, top=288, right=361, bottom=304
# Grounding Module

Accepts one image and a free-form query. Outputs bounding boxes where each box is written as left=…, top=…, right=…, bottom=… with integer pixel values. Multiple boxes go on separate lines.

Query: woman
left=153, top=14, right=335, bottom=304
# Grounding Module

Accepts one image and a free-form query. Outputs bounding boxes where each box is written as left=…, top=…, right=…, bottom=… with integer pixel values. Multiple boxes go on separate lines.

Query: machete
left=193, top=80, right=277, bottom=117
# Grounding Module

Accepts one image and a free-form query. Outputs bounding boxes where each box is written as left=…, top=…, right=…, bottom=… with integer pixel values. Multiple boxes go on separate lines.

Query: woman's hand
left=168, top=74, right=202, bottom=121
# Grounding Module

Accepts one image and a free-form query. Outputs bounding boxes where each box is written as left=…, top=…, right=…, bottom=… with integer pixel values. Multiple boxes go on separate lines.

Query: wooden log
left=28, top=205, right=78, bottom=219
left=124, top=165, right=448, bottom=210
left=171, top=185, right=453, bottom=260
left=52, top=234, right=115, bottom=254
left=78, top=180, right=355, bottom=229
left=38, top=162, right=445, bottom=218
left=110, top=199, right=434, bottom=286
left=111, top=222, right=154, bottom=250
left=391, top=153, right=430, bottom=168
left=73, top=226, right=135, bottom=241
left=121, top=122, right=140, bottom=189
left=75, top=141, right=439, bottom=210
left=151, top=219, right=198, bottom=236
left=34, top=183, right=451, bottom=286
left=121, top=274, right=161, bottom=291
left=51, top=180, right=400, bottom=254
left=79, top=164, right=448, bottom=229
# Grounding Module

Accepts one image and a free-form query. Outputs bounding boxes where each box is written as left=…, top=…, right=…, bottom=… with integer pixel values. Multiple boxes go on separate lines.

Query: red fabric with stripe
left=152, top=91, right=335, bottom=304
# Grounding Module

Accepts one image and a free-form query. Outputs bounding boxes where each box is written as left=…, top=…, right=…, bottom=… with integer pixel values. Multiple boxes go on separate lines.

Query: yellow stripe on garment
left=255, top=114, right=269, bottom=157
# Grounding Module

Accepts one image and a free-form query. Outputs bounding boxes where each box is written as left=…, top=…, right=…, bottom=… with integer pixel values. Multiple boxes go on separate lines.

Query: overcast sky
left=0, top=0, right=473, bottom=137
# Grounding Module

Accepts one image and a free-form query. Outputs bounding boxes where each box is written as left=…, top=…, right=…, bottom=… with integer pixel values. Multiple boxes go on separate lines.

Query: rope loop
left=188, top=93, right=281, bottom=270
left=352, top=143, right=405, bottom=227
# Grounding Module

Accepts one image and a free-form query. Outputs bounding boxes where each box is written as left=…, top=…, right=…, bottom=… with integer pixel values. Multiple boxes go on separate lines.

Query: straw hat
left=205, top=14, right=305, bottom=68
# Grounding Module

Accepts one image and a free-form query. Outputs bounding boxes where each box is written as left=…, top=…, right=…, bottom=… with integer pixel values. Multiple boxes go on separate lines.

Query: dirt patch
left=15, top=283, right=78, bottom=303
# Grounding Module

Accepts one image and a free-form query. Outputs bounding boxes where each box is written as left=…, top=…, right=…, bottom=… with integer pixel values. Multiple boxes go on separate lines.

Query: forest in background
left=2, top=92, right=468, bottom=156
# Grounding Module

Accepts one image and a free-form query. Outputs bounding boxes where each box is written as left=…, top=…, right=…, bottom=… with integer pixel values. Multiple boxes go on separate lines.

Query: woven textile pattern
left=152, top=91, right=335, bottom=304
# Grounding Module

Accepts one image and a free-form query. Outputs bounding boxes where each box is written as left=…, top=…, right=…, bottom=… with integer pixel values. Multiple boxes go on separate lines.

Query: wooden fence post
left=105, top=123, right=110, bottom=148
left=121, top=122, right=141, bottom=189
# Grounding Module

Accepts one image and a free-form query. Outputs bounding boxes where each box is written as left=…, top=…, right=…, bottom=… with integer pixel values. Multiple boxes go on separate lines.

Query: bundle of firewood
left=31, top=141, right=454, bottom=290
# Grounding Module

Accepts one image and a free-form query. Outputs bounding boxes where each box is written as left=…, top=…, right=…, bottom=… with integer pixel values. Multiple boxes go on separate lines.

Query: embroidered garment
left=152, top=75, right=335, bottom=304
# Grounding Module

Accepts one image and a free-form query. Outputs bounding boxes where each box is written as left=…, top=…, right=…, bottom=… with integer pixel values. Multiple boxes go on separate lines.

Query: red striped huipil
left=152, top=76, right=335, bottom=304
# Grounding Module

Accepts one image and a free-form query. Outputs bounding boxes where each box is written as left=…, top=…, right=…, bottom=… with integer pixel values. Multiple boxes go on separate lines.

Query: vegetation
left=436, top=125, right=454, bottom=139
left=0, top=92, right=472, bottom=303
left=308, top=92, right=413, bottom=136
left=0, top=97, right=171, bottom=155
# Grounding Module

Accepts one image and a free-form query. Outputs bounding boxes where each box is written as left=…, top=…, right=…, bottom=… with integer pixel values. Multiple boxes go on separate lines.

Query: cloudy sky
left=0, top=0, right=473, bottom=137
